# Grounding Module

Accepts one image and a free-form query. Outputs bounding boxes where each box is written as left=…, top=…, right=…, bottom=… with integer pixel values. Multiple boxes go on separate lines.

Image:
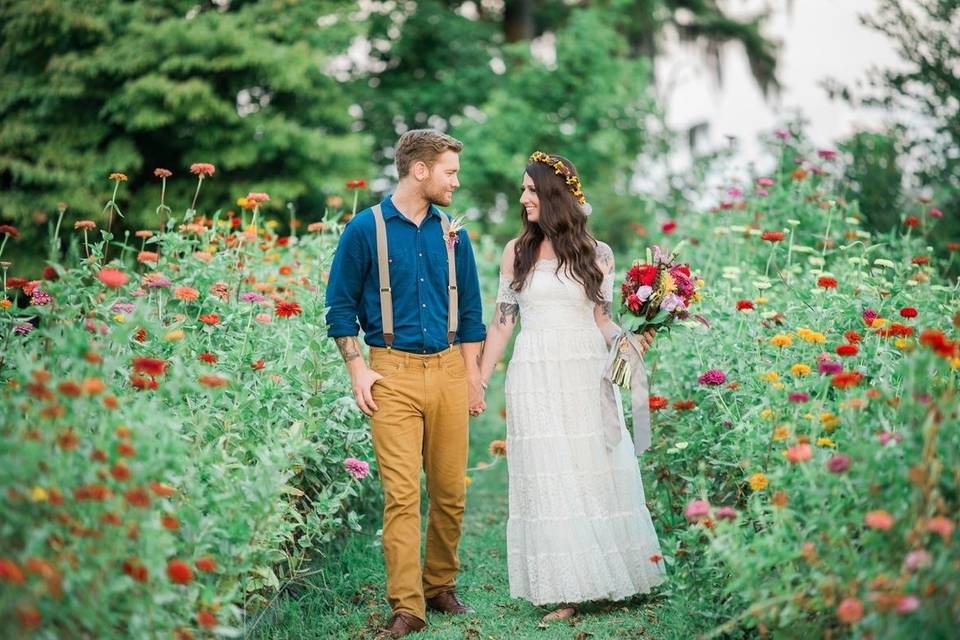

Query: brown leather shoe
left=374, top=611, right=426, bottom=639
left=426, top=590, right=476, bottom=615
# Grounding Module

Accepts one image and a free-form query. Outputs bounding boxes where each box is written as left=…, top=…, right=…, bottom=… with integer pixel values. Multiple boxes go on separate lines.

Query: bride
left=476, top=152, right=666, bottom=622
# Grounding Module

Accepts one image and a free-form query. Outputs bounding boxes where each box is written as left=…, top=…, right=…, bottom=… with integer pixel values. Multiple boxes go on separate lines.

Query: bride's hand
left=638, top=327, right=657, bottom=355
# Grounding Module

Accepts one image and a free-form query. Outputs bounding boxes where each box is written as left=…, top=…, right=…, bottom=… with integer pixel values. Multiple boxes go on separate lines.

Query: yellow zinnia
left=748, top=473, right=769, bottom=491
left=772, top=425, right=791, bottom=441
left=770, top=334, right=792, bottom=348
left=761, top=371, right=780, bottom=382
left=816, top=437, right=836, bottom=448
left=760, top=408, right=774, bottom=420
left=791, top=363, right=812, bottom=376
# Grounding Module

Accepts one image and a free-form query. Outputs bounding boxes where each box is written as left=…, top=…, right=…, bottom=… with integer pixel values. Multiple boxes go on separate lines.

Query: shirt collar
left=381, top=195, right=443, bottom=222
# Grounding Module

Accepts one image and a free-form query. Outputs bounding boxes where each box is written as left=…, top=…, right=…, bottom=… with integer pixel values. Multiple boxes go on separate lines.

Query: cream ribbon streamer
left=600, top=332, right=652, bottom=455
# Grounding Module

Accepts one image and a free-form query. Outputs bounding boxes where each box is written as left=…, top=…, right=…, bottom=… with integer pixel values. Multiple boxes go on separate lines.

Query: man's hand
left=351, top=366, right=384, bottom=416
left=468, top=375, right=486, bottom=417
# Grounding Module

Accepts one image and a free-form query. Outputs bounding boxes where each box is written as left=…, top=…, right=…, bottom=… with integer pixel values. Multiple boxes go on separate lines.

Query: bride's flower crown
left=528, top=151, right=590, bottom=214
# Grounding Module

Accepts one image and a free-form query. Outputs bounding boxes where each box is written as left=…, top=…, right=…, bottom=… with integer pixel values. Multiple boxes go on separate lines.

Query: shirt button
left=422, top=304, right=426, bottom=308
left=419, top=252, right=423, bottom=256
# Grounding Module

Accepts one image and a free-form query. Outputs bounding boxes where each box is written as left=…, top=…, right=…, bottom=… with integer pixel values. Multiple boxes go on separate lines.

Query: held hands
left=351, top=367, right=384, bottom=416
left=469, top=375, right=487, bottom=417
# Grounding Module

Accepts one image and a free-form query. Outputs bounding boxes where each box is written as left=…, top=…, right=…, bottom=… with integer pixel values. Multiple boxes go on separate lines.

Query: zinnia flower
left=827, top=453, right=851, bottom=473
left=661, top=220, right=677, bottom=234
left=198, top=374, right=228, bottom=388
left=649, top=395, right=668, bottom=411
left=715, top=506, right=738, bottom=521
left=346, top=179, right=366, bottom=189
left=832, top=370, right=863, bottom=389
left=761, top=231, right=785, bottom=242
left=30, top=289, right=52, bottom=305
left=274, top=301, right=302, bottom=318
left=788, top=391, right=809, bottom=403
left=684, top=499, right=711, bottom=522
left=195, top=556, right=217, bottom=572
left=344, top=457, right=370, bottom=479
left=836, top=597, right=864, bottom=624
left=836, top=344, right=858, bottom=357
left=736, top=300, right=754, bottom=311
left=785, top=443, right=812, bottom=464
left=174, top=287, right=199, bottom=302
left=199, top=313, right=220, bottom=326
left=489, top=440, right=507, bottom=457
left=132, top=357, right=166, bottom=376
left=190, top=163, right=216, bottom=177
left=698, top=369, right=726, bottom=386
left=817, top=276, right=838, bottom=289
left=748, top=473, right=768, bottom=491
left=904, top=215, right=920, bottom=228
left=109, top=172, right=128, bottom=182
left=241, top=292, right=265, bottom=303
left=903, top=549, right=932, bottom=570
left=197, top=610, right=217, bottom=628
left=137, top=251, right=159, bottom=264
left=154, top=168, right=172, bottom=178
left=864, top=510, right=894, bottom=531
left=198, top=352, right=218, bottom=364
left=899, top=307, right=918, bottom=318
left=166, top=559, right=193, bottom=584
left=74, top=220, right=96, bottom=230
left=926, top=516, right=954, bottom=542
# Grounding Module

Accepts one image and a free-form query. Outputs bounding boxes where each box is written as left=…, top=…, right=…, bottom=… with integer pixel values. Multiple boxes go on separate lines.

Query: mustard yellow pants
left=368, top=345, right=469, bottom=622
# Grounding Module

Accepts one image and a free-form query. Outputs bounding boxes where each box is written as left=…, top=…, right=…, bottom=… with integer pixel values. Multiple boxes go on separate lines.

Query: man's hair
left=394, top=129, right=464, bottom=178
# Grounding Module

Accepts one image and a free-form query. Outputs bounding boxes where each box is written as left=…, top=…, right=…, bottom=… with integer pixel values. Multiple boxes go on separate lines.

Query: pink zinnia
left=827, top=453, right=851, bottom=473
left=344, top=458, right=370, bottom=480
left=30, top=289, right=52, bottom=305
left=818, top=359, right=843, bottom=375
left=817, top=149, right=838, bottom=161
left=785, top=443, right=812, bottom=464
left=864, top=509, right=894, bottom=531
left=862, top=308, right=878, bottom=324
left=246, top=192, right=270, bottom=204
left=903, top=549, right=931, bottom=570
left=877, top=431, right=903, bottom=446
left=757, top=177, right=775, bottom=187
left=154, top=168, right=172, bottom=178
left=926, top=516, right=954, bottom=541
left=684, top=499, right=711, bottom=523
left=836, top=597, right=864, bottom=624
left=896, top=595, right=919, bottom=615
left=715, top=506, right=738, bottom=521
left=190, top=163, right=216, bottom=177
left=928, top=207, right=943, bottom=218
left=773, top=128, right=791, bottom=141
left=788, top=391, right=809, bottom=403
left=698, top=369, right=726, bottom=386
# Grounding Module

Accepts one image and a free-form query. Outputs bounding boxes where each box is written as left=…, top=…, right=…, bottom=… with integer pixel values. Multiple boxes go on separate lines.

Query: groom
left=326, top=129, right=487, bottom=638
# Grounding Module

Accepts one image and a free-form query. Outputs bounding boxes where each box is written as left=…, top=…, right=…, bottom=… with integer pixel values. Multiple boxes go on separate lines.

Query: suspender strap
left=372, top=204, right=394, bottom=348
left=439, top=214, right=459, bottom=345
left=372, top=204, right=459, bottom=349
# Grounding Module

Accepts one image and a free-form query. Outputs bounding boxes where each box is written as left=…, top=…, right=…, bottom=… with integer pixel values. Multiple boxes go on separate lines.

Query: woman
left=477, top=152, right=666, bottom=623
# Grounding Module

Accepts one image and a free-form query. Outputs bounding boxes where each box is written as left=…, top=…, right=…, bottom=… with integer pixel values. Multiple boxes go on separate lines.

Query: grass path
left=253, top=376, right=707, bottom=639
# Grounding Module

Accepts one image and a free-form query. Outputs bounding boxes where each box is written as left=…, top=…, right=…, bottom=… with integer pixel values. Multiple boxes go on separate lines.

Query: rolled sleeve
left=324, top=222, right=367, bottom=338
left=454, top=230, right=487, bottom=343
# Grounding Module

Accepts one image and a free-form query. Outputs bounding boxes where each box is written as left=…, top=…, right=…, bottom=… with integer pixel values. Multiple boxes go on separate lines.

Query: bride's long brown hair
left=511, top=154, right=604, bottom=303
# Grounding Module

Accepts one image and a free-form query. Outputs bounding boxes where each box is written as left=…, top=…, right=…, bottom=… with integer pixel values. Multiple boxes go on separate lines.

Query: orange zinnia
left=274, top=301, right=302, bottom=318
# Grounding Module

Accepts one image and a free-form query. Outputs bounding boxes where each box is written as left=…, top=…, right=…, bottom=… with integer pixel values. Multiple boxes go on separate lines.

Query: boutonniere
left=445, top=215, right=466, bottom=250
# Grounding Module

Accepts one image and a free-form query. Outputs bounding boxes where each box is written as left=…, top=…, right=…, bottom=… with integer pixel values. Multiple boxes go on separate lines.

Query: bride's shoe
left=539, top=603, right=579, bottom=625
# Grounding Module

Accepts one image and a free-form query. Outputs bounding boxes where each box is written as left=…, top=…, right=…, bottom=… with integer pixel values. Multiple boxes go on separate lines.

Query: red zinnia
left=195, top=556, right=217, bottom=573
left=137, top=251, right=159, bottom=264
left=122, top=558, right=149, bottom=582
left=197, top=610, right=217, bottom=628
left=899, top=307, right=918, bottom=318
left=150, top=481, right=176, bottom=498
left=132, top=357, right=166, bottom=376
left=160, top=514, right=180, bottom=530
left=761, top=231, right=785, bottom=242
left=98, top=268, right=129, bottom=288
left=836, top=344, right=858, bottom=357
left=736, top=300, right=754, bottom=311
left=166, top=559, right=193, bottom=585
left=198, top=352, right=218, bottom=364
left=832, top=371, right=863, bottom=389
left=251, top=359, right=265, bottom=370
left=0, top=224, right=20, bottom=238
left=817, top=276, right=838, bottom=289
left=274, top=301, right=302, bottom=318
left=124, top=487, right=151, bottom=508
left=199, top=313, right=220, bottom=326
left=904, top=215, right=920, bottom=228
left=198, top=374, right=228, bottom=388
left=912, top=256, right=929, bottom=265
left=649, top=395, right=668, bottom=411
left=672, top=399, right=696, bottom=411
left=661, top=221, right=677, bottom=234
left=346, top=179, right=366, bottom=190
left=844, top=330, right=862, bottom=344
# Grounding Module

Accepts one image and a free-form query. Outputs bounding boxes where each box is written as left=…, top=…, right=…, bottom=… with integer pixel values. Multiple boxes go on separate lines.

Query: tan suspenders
left=372, top=204, right=458, bottom=349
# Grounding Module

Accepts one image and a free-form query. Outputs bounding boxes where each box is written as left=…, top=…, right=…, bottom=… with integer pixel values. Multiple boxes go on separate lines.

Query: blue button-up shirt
left=325, top=196, right=486, bottom=353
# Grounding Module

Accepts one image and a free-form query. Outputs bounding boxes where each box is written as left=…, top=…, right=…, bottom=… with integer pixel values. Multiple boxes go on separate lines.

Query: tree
left=0, top=0, right=372, bottom=236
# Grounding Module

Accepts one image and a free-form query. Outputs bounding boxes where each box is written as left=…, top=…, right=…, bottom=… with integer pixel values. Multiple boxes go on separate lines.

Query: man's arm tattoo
left=498, top=302, right=520, bottom=325
left=335, top=337, right=361, bottom=363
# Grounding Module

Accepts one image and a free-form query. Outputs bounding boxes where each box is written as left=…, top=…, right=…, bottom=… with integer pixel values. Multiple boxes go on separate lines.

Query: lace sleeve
left=496, top=275, right=519, bottom=305
left=601, top=272, right=615, bottom=303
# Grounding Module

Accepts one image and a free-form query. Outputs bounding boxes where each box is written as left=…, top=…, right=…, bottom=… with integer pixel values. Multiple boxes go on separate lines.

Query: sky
left=655, top=0, right=908, bottom=182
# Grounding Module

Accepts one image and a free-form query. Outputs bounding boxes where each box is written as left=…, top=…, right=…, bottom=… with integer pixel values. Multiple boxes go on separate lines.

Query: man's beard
left=425, top=184, right=453, bottom=207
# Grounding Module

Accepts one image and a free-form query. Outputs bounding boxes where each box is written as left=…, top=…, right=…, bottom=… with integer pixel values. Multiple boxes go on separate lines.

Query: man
left=325, top=129, right=486, bottom=638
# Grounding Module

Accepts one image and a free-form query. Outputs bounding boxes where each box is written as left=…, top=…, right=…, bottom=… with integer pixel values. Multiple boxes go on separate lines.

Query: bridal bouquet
left=608, top=243, right=698, bottom=388
left=619, top=242, right=698, bottom=333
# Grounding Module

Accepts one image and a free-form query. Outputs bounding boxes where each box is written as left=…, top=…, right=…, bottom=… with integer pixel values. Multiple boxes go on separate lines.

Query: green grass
left=250, top=376, right=710, bottom=640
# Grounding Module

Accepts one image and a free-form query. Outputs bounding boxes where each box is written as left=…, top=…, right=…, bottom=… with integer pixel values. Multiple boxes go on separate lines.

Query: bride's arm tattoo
left=596, top=242, right=615, bottom=275
left=599, top=301, right=612, bottom=318
left=335, top=336, right=361, bottom=363
left=498, top=302, right=520, bottom=325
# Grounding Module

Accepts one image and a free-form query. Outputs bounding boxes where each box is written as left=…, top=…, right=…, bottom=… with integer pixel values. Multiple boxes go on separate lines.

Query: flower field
left=1, top=172, right=378, bottom=637
left=1, top=132, right=958, bottom=639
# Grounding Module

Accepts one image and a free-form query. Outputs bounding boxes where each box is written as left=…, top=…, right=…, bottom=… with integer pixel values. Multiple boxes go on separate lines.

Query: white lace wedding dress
left=499, top=258, right=666, bottom=605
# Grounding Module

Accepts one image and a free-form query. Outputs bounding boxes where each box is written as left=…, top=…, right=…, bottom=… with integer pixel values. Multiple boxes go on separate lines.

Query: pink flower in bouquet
left=344, top=457, right=370, bottom=480
left=685, top=499, right=711, bottom=522
left=660, top=293, right=685, bottom=313
left=698, top=369, right=726, bottom=386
